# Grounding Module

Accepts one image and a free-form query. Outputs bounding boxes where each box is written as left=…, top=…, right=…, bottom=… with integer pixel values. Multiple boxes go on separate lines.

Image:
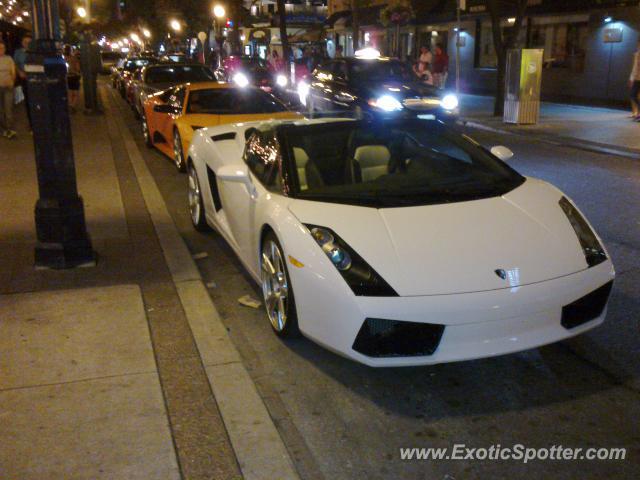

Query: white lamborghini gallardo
left=186, top=117, right=615, bottom=367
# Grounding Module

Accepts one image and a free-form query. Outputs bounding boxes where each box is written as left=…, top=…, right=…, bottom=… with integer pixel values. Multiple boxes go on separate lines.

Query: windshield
left=350, top=59, right=418, bottom=83
left=187, top=88, right=288, bottom=114
left=283, top=120, right=525, bottom=208
left=145, top=65, right=215, bottom=84
left=124, top=58, right=153, bottom=71
left=101, top=52, right=122, bottom=61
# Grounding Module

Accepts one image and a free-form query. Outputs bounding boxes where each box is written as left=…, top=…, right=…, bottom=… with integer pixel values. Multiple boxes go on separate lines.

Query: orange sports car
left=141, top=82, right=301, bottom=171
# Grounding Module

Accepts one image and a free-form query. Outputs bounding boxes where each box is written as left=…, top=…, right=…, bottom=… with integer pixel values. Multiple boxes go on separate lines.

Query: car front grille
left=352, top=318, right=445, bottom=358
left=561, top=281, right=613, bottom=329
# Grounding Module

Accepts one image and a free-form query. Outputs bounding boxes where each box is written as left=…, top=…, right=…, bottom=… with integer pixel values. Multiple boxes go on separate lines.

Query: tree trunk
left=487, top=0, right=528, bottom=117
left=351, top=0, right=360, bottom=52
left=276, top=0, right=291, bottom=75
left=494, top=50, right=507, bottom=116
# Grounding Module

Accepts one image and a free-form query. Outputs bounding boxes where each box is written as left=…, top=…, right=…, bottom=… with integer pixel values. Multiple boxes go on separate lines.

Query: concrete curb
left=461, top=119, right=640, bottom=161
left=108, top=92, right=301, bottom=480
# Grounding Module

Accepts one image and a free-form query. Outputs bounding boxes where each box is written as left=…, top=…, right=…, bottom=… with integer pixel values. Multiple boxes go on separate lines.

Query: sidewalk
left=459, top=94, right=640, bottom=159
left=0, top=87, right=298, bottom=479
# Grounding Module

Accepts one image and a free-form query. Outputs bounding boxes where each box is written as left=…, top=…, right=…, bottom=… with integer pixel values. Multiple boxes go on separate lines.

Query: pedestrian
left=0, top=40, right=17, bottom=139
left=432, top=44, right=449, bottom=89
left=268, top=49, right=283, bottom=73
left=418, top=45, right=432, bottom=72
left=13, top=34, right=32, bottom=130
left=64, top=45, right=81, bottom=113
left=630, top=39, right=640, bottom=122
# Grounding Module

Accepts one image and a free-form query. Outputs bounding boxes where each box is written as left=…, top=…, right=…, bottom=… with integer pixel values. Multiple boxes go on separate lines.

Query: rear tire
left=142, top=115, right=153, bottom=148
left=173, top=130, right=186, bottom=172
left=261, top=231, right=300, bottom=338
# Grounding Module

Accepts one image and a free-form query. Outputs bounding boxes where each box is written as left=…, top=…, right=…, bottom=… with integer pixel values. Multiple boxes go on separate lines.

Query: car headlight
left=233, top=72, right=249, bottom=88
left=440, top=94, right=459, bottom=111
left=368, top=95, right=403, bottom=112
left=559, top=197, right=607, bottom=267
left=276, top=74, right=288, bottom=87
left=306, top=225, right=398, bottom=296
left=297, top=81, right=309, bottom=106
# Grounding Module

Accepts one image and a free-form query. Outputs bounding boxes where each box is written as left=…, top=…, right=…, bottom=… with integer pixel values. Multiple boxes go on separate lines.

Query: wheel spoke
left=262, top=253, right=275, bottom=275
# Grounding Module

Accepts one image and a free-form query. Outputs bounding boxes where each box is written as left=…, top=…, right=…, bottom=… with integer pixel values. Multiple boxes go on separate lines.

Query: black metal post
left=28, top=0, right=96, bottom=268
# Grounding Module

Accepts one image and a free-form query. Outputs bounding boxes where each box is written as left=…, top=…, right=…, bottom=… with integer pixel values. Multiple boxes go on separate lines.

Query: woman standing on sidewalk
left=630, top=40, right=640, bottom=122
left=0, top=40, right=17, bottom=139
left=64, top=45, right=81, bottom=113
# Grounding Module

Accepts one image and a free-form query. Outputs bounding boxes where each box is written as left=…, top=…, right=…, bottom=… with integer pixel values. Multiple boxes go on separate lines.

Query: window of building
left=529, top=18, right=588, bottom=71
left=475, top=16, right=588, bottom=72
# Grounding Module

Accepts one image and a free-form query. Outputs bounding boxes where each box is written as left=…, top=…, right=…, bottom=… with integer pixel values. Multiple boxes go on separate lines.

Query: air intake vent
left=206, top=166, right=223, bottom=212
left=352, top=318, right=445, bottom=358
left=561, top=281, right=613, bottom=329
left=211, top=132, right=236, bottom=142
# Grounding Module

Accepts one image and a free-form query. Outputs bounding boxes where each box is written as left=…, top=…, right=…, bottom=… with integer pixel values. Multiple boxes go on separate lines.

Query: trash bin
left=504, top=49, right=543, bottom=124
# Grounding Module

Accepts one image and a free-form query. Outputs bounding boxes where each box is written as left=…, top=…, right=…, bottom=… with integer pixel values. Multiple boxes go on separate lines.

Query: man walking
left=13, top=34, right=32, bottom=130
left=630, top=40, right=640, bottom=122
left=0, top=40, right=17, bottom=139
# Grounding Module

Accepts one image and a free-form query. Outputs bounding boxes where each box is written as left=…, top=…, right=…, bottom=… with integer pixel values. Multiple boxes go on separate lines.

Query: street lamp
left=213, top=4, right=225, bottom=19
left=142, top=28, right=151, bottom=39
left=130, top=32, right=140, bottom=43
left=76, top=6, right=86, bottom=18
left=170, top=19, right=181, bottom=32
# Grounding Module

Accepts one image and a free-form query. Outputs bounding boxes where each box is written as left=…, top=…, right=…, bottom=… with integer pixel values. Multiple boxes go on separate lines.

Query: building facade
left=326, top=0, right=640, bottom=105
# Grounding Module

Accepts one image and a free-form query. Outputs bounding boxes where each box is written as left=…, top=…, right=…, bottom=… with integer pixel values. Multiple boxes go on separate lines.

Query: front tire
left=173, top=130, right=186, bottom=172
left=187, top=163, right=210, bottom=232
left=261, top=232, right=299, bottom=337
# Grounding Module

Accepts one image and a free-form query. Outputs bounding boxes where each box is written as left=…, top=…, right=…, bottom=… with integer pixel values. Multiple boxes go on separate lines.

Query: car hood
left=288, top=179, right=589, bottom=296
left=358, top=80, right=440, bottom=100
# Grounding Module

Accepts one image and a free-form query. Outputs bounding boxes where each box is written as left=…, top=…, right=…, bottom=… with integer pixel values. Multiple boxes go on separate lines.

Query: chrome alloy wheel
left=142, top=116, right=150, bottom=143
left=173, top=130, right=185, bottom=171
left=261, top=240, right=289, bottom=332
left=187, top=165, right=201, bottom=225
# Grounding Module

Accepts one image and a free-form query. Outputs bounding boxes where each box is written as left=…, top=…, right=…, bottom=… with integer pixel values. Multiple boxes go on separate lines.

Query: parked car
left=216, top=56, right=285, bottom=93
left=186, top=116, right=614, bottom=366
left=100, top=50, right=124, bottom=75
left=112, top=56, right=156, bottom=97
left=141, top=82, right=300, bottom=171
left=301, top=53, right=459, bottom=120
left=130, top=63, right=216, bottom=118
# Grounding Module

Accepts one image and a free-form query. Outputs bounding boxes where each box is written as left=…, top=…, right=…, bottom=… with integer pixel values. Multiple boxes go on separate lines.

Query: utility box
left=503, top=49, right=543, bottom=124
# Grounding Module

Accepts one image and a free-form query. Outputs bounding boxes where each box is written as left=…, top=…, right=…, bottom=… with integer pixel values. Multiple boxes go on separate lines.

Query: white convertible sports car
left=186, top=117, right=615, bottom=367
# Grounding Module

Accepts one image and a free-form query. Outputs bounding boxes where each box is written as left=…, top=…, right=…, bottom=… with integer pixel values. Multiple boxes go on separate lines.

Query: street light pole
left=28, top=0, right=95, bottom=268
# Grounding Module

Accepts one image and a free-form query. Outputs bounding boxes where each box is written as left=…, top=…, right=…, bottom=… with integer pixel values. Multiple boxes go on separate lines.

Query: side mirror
left=153, top=104, right=180, bottom=114
left=217, top=164, right=257, bottom=199
left=490, top=145, right=514, bottom=162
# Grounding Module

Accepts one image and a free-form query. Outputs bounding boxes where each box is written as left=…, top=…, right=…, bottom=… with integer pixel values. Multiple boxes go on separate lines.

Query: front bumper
left=293, top=259, right=614, bottom=367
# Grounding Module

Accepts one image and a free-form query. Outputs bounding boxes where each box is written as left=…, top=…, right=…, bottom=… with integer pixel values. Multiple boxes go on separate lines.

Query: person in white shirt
left=630, top=40, right=640, bottom=121
left=0, top=40, right=17, bottom=139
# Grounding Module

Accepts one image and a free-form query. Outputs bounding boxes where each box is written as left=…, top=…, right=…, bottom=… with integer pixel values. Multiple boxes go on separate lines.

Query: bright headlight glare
left=233, top=72, right=249, bottom=88
left=370, top=95, right=403, bottom=112
left=276, top=74, right=288, bottom=87
left=441, top=94, right=459, bottom=111
left=297, top=81, right=310, bottom=105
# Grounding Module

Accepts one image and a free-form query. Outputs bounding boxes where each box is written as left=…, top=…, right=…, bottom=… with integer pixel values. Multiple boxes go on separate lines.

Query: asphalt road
left=113, top=92, right=640, bottom=480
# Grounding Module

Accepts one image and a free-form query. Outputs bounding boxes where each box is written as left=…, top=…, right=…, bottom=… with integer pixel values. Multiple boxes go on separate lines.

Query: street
left=111, top=87, right=640, bottom=479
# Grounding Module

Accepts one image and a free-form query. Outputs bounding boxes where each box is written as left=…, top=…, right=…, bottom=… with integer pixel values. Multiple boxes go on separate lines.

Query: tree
left=486, top=0, right=528, bottom=116
left=276, top=0, right=291, bottom=74
left=351, top=0, right=361, bottom=52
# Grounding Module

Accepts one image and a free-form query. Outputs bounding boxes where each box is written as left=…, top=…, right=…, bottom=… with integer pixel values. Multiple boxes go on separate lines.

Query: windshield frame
left=278, top=119, right=526, bottom=208
left=348, top=58, right=421, bottom=84
left=186, top=87, right=288, bottom=115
